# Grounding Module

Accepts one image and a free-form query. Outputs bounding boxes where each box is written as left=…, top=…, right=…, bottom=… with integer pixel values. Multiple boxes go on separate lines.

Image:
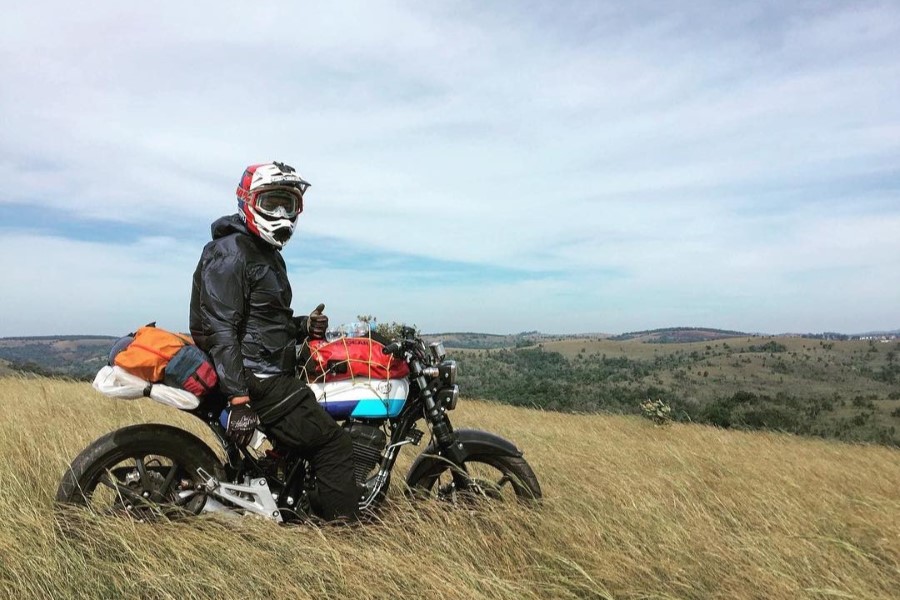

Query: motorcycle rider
left=189, top=161, right=360, bottom=522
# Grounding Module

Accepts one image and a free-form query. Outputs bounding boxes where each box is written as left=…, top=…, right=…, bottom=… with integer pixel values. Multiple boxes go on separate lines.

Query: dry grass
left=1, top=375, right=898, bottom=599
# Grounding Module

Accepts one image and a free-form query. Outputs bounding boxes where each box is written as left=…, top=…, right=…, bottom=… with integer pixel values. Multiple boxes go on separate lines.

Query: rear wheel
left=56, top=424, right=225, bottom=520
left=410, top=454, right=542, bottom=503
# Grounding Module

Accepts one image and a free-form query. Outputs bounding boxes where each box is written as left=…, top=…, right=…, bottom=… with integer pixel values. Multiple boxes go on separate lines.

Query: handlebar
left=382, top=335, right=429, bottom=365
left=383, top=341, right=403, bottom=356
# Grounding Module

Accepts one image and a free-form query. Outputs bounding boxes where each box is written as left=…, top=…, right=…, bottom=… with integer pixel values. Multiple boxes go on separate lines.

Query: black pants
left=246, top=372, right=359, bottom=521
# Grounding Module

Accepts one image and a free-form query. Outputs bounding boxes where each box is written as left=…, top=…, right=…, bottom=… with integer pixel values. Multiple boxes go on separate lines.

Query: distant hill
left=0, top=332, right=587, bottom=377
left=0, top=336, right=116, bottom=380
left=422, top=331, right=603, bottom=350
left=609, top=327, right=749, bottom=343
left=422, top=331, right=521, bottom=349
left=855, top=329, right=900, bottom=337
left=3, top=331, right=899, bottom=444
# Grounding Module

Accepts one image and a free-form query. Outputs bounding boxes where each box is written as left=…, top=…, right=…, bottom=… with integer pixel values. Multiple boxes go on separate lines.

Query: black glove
left=218, top=403, right=259, bottom=446
left=307, top=303, right=328, bottom=340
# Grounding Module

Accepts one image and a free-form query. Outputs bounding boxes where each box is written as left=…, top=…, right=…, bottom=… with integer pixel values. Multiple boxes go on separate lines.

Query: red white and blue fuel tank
left=308, top=379, right=410, bottom=420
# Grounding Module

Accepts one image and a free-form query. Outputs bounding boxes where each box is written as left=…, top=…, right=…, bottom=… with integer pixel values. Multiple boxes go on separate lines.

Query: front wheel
left=409, top=454, right=542, bottom=503
left=56, top=424, right=225, bottom=520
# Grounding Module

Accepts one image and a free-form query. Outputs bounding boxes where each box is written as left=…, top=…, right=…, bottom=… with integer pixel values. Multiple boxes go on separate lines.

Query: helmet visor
left=255, top=188, right=303, bottom=219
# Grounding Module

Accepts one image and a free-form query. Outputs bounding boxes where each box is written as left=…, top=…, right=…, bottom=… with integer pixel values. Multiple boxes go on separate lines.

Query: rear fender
left=404, top=428, right=523, bottom=487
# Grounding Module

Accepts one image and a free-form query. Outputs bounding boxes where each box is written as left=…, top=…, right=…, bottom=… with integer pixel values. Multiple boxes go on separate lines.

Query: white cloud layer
left=1, top=1, right=898, bottom=335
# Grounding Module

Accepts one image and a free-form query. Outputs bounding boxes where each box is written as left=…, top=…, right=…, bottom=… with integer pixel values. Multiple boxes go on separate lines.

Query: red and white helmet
left=236, top=162, right=310, bottom=248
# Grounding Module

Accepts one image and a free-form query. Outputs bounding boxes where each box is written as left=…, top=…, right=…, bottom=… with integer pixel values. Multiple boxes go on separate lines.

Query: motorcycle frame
left=184, top=336, right=457, bottom=518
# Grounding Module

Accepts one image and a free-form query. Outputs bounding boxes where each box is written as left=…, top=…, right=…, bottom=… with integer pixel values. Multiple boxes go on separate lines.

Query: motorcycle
left=56, top=329, right=541, bottom=521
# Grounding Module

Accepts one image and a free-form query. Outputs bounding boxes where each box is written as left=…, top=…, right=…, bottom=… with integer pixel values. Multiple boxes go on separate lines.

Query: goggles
left=254, top=188, right=303, bottom=219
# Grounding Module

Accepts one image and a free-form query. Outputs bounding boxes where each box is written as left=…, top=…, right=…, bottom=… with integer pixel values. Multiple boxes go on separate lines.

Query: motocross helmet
left=236, top=162, right=310, bottom=248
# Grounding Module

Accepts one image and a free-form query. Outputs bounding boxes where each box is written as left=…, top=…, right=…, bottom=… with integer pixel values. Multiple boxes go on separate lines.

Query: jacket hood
left=211, top=214, right=249, bottom=240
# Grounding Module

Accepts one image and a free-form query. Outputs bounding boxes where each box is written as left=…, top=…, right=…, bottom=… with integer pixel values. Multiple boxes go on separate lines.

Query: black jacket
left=189, top=215, right=308, bottom=399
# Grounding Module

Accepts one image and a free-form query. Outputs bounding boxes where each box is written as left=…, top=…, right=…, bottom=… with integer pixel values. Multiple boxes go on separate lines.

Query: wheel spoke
left=98, top=472, right=144, bottom=505
left=58, top=429, right=226, bottom=521
left=97, top=474, right=114, bottom=492
left=422, top=457, right=536, bottom=504
left=134, top=456, right=150, bottom=490
left=156, top=464, right=180, bottom=502
left=450, top=464, right=470, bottom=488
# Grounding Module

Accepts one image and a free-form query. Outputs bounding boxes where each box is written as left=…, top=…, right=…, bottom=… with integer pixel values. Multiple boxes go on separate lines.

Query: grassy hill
left=1, top=376, right=898, bottom=599
left=4, top=333, right=899, bottom=444
left=458, top=335, right=900, bottom=445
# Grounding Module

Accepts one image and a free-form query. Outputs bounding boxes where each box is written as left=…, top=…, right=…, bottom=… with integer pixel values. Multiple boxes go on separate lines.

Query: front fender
left=405, top=428, right=523, bottom=487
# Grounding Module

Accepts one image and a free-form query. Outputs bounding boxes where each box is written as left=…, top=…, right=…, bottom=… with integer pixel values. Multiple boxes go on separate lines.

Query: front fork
left=412, top=380, right=475, bottom=492
left=410, top=359, right=467, bottom=465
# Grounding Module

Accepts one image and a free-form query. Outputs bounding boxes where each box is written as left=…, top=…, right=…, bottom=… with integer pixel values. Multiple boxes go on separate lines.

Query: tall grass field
left=1, top=375, right=897, bottom=599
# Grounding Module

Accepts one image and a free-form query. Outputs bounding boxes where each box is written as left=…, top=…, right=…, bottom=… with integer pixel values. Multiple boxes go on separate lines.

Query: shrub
left=701, top=399, right=733, bottom=428
left=640, top=399, right=673, bottom=426
left=852, top=396, right=875, bottom=409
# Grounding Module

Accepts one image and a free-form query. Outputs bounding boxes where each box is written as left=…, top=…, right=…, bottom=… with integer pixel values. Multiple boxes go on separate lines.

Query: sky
left=1, top=1, right=899, bottom=336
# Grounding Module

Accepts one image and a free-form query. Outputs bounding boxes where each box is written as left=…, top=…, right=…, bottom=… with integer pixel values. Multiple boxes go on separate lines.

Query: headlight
left=436, top=385, right=459, bottom=410
left=429, top=341, right=446, bottom=361
left=438, top=360, right=457, bottom=386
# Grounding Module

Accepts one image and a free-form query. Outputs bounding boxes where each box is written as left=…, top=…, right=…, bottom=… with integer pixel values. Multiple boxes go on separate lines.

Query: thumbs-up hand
left=307, top=303, right=328, bottom=339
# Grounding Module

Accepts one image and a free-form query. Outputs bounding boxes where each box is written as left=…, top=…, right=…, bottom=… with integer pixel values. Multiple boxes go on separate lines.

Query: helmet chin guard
left=239, top=208, right=297, bottom=249
left=236, top=162, right=310, bottom=248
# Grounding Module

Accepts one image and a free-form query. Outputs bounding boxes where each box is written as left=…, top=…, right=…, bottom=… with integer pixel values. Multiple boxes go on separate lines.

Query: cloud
left=1, top=1, right=899, bottom=334
left=0, top=233, right=198, bottom=336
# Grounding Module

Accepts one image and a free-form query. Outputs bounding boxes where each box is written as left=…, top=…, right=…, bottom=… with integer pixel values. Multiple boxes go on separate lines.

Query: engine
left=342, top=421, right=387, bottom=485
